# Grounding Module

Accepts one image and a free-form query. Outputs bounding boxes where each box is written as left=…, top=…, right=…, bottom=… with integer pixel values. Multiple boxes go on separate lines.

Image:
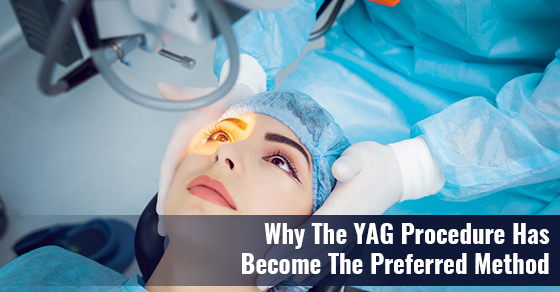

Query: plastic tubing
left=309, top=0, right=345, bottom=41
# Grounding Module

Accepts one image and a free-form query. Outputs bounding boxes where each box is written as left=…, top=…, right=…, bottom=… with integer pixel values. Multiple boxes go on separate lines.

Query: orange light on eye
left=366, top=0, right=400, bottom=7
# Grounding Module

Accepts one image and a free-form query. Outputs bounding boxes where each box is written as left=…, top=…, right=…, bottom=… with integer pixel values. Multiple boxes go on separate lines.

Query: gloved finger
left=313, top=181, right=361, bottom=216
left=318, top=164, right=381, bottom=216
left=157, top=121, right=194, bottom=217
left=157, top=111, right=217, bottom=219
left=157, top=82, right=216, bottom=101
left=324, top=171, right=398, bottom=216
left=331, top=147, right=368, bottom=182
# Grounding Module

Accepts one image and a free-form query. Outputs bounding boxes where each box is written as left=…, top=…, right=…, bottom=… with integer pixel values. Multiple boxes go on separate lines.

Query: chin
left=172, top=203, right=237, bottom=216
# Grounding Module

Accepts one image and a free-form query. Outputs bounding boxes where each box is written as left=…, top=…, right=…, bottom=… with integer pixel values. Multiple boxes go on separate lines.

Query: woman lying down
left=0, top=90, right=350, bottom=292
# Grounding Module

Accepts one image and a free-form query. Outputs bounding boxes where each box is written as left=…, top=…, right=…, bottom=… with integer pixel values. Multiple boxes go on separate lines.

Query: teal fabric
left=222, top=3, right=560, bottom=289
left=215, top=0, right=560, bottom=209
left=0, top=246, right=147, bottom=292
left=213, top=0, right=322, bottom=90
left=354, top=286, right=560, bottom=292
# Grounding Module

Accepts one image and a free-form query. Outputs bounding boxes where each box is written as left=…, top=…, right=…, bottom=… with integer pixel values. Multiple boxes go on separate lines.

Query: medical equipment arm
left=213, top=0, right=323, bottom=90
left=12, top=0, right=292, bottom=110
left=412, top=47, right=560, bottom=201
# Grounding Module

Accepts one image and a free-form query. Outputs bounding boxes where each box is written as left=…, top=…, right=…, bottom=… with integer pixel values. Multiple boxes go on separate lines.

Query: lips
left=187, top=175, right=237, bottom=210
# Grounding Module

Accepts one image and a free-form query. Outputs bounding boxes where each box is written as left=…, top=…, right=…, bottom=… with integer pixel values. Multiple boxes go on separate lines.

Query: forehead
left=221, top=113, right=312, bottom=158
left=239, top=113, right=294, bottom=134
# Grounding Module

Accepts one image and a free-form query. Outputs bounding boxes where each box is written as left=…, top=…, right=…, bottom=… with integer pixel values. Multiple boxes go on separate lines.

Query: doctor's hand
left=323, top=141, right=403, bottom=215
left=257, top=138, right=444, bottom=289
left=157, top=54, right=267, bottom=236
left=325, top=138, right=445, bottom=215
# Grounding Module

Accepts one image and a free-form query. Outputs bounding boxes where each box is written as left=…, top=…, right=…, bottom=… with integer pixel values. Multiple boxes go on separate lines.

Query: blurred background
left=0, top=0, right=327, bottom=277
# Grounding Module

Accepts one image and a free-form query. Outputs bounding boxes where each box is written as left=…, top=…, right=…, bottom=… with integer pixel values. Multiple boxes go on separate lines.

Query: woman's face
left=165, top=113, right=314, bottom=216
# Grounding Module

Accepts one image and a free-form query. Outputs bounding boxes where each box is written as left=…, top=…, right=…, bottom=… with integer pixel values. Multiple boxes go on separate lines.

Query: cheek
left=246, top=167, right=313, bottom=215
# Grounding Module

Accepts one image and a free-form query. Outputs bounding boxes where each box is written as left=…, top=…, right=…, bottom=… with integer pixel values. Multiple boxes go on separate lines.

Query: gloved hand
left=157, top=54, right=266, bottom=236
left=256, top=137, right=445, bottom=289
left=325, top=137, right=445, bottom=215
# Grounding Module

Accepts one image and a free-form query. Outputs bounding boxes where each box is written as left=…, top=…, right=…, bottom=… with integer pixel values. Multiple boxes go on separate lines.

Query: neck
left=145, top=241, right=265, bottom=292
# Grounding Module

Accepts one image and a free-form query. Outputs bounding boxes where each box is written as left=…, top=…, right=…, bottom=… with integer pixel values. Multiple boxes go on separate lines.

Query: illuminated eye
left=266, top=156, right=291, bottom=174
left=208, top=132, right=230, bottom=143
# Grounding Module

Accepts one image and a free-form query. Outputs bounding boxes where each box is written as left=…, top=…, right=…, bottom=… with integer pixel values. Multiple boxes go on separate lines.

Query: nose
left=224, top=157, right=235, bottom=170
left=212, top=144, right=240, bottom=171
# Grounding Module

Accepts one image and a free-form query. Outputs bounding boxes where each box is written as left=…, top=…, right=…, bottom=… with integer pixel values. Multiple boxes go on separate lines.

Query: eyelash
left=263, top=150, right=301, bottom=183
left=202, top=125, right=233, bottom=143
left=202, top=126, right=301, bottom=183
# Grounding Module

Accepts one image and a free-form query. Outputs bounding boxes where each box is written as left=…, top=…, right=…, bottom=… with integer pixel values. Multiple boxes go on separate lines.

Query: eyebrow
left=265, top=132, right=310, bottom=166
left=220, top=118, right=247, bottom=131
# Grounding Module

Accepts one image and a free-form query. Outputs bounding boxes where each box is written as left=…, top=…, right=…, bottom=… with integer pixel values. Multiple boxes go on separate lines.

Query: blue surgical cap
left=219, top=89, right=350, bottom=212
